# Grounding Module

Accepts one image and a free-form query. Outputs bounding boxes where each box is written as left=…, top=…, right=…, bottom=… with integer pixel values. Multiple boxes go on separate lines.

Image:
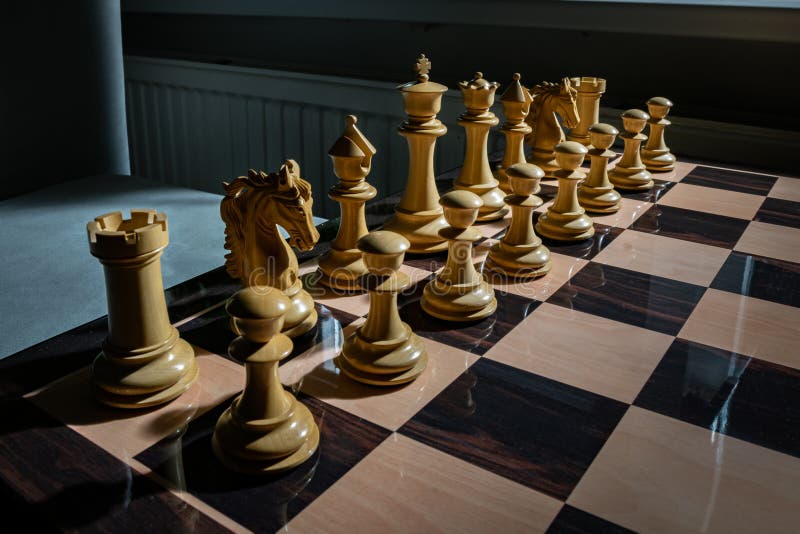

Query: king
left=382, top=53, right=449, bottom=254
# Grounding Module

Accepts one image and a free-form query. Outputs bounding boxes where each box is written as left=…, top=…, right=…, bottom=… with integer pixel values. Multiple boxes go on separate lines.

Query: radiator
left=124, top=55, right=504, bottom=218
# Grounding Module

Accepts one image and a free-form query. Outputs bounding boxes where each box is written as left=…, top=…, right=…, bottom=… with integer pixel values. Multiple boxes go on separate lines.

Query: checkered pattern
left=4, top=161, right=800, bottom=533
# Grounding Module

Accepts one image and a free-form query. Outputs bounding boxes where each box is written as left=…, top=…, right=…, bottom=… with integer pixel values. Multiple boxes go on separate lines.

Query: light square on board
left=279, top=319, right=479, bottom=431
left=593, top=229, right=730, bottom=287
left=769, top=176, right=800, bottom=203
left=26, top=349, right=244, bottom=461
left=485, top=302, right=673, bottom=404
left=287, top=433, right=562, bottom=534
left=658, top=182, right=765, bottom=220
left=641, top=160, right=696, bottom=183
left=735, top=220, right=800, bottom=264
left=679, top=288, right=800, bottom=370
left=568, top=407, right=800, bottom=534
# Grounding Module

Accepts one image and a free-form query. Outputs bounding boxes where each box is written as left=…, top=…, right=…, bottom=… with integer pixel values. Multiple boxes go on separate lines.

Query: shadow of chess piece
left=451, top=72, right=507, bottom=221
left=495, top=73, right=534, bottom=195
left=578, top=123, right=622, bottom=214
left=536, top=142, right=595, bottom=242
left=87, top=210, right=198, bottom=409
left=382, top=53, right=449, bottom=254
left=317, top=115, right=378, bottom=291
left=421, top=191, right=497, bottom=321
left=609, top=109, right=654, bottom=191
left=337, top=231, right=428, bottom=386
left=212, top=287, right=319, bottom=474
left=641, top=97, right=676, bottom=172
left=485, top=163, right=552, bottom=279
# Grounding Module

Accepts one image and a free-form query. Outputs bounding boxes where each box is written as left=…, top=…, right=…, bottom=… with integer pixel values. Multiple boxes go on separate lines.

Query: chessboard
left=1, top=157, right=799, bottom=533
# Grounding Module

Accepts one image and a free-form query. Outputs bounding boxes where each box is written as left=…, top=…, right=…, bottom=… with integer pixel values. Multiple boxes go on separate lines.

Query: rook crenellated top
left=87, top=209, right=169, bottom=259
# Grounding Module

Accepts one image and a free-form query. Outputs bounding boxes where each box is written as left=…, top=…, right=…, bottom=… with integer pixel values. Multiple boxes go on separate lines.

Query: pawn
left=485, top=163, right=551, bottom=279
left=641, top=97, right=676, bottom=172
left=212, top=286, right=319, bottom=474
left=536, top=142, right=595, bottom=242
left=421, top=191, right=497, bottom=321
left=337, top=231, right=428, bottom=386
left=578, top=123, right=622, bottom=213
left=609, top=109, right=653, bottom=191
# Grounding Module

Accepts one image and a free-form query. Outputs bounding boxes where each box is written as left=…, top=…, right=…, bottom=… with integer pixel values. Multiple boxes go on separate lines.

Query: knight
left=220, top=159, right=320, bottom=338
left=525, top=78, right=580, bottom=178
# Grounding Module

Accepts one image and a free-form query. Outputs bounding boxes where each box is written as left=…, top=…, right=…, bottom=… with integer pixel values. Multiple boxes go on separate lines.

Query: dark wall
left=122, top=13, right=800, bottom=130
left=1, top=1, right=130, bottom=200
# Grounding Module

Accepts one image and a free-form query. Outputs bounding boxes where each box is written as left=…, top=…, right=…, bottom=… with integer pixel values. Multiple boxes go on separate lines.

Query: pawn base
left=641, top=149, right=676, bottom=172
left=452, top=181, right=509, bottom=222
left=338, top=325, right=428, bottom=387
left=336, top=352, right=427, bottom=387
left=528, top=151, right=559, bottom=178
left=484, top=241, right=552, bottom=280
left=609, top=167, right=653, bottom=191
left=317, top=249, right=366, bottom=292
left=382, top=211, right=448, bottom=254
left=212, top=402, right=319, bottom=475
left=536, top=211, right=595, bottom=242
left=421, top=281, right=497, bottom=322
left=282, top=282, right=318, bottom=338
left=578, top=185, right=622, bottom=214
left=92, top=337, right=199, bottom=410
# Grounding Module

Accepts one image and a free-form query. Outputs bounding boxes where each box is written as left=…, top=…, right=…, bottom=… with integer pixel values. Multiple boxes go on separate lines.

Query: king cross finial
left=415, top=53, right=431, bottom=79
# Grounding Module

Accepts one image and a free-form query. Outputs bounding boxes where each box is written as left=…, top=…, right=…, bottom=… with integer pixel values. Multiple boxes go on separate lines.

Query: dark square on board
left=682, top=165, right=777, bottom=196
left=753, top=197, right=800, bottom=229
left=710, top=251, right=800, bottom=308
left=400, top=358, right=628, bottom=500
left=547, top=261, right=706, bottom=336
left=630, top=204, right=749, bottom=249
left=634, top=338, right=800, bottom=459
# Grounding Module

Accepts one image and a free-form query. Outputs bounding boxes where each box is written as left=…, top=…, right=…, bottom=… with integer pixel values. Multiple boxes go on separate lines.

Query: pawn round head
left=506, top=163, right=544, bottom=196
left=440, top=190, right=483, bottom=230
left=646, top=96, right=673, bottom=120
left=588, top=123, right=619, bottom=150
left=358, top=230, right=409, bottom=275
left=554, top=141, right=588, bottom=171
left=226, top=286, right=290, bottom=343
left=621, top=109, right=649, bottom=134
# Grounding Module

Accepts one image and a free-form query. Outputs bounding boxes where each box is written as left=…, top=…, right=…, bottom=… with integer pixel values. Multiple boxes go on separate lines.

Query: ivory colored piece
left=212, top=286, right=319, bottom=474
left=525, top=78, right=580, bottom=177
left=641, top=96, right=676, bottom=172
left=337, top=231, right=428, bottom=386
left=609, top=109, right=654, bottom=191
left=495, top=73, right=534, bottom=195
left=578, top=123, right=622, bottom=213
left=451, top=72, right=507, bottom=221
left=317, top=115, right=378, bottom=291
left=382, top=53, right=449, bottom=254
left=485, top=163, right=552, bottom=279
left=567, top=77, right=607, bottom=146
left=221, top=160, right=320, bottom=338
left=421, top=191, right=498, bottom=321
left=87, top=210, right=198, bottom=409
left=536, top=142, right=595, bottom=242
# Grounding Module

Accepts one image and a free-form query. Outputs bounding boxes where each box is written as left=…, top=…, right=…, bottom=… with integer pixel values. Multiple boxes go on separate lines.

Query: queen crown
left=459, top=72, right=499, bottom=112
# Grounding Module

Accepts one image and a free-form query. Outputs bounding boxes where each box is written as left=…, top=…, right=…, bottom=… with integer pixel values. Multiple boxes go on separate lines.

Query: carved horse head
left=220, top=159, right=319, bottom=287
left=525, top=78, right=579, bottom=151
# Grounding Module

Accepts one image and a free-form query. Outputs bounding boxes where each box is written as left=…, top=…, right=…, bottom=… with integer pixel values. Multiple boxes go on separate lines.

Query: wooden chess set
left=2, top=54, right=799, bottom=533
